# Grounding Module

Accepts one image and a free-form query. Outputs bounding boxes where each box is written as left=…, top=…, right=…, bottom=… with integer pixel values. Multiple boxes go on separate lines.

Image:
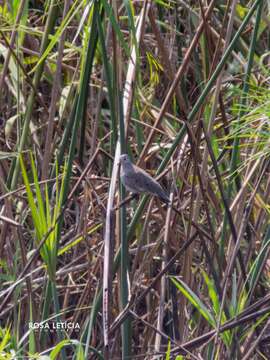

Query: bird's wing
left=134, top=166, right=169, bottom=199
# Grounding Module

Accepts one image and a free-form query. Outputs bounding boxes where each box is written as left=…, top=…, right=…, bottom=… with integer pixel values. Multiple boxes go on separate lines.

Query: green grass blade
left=171, top=276, right=216, bottom=327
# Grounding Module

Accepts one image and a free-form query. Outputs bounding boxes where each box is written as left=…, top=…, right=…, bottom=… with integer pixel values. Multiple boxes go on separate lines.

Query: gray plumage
left=119, top=154, right=170, bottom=204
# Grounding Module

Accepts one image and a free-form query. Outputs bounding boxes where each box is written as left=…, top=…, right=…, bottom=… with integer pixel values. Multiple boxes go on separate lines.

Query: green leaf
left=58, top=223, right=102, bottom=256
left=0, top=326, right=11, bottom=352
left=165, top=340, right=171, bottom=360
left=171, top=276, right=216, bottom=327
left=50, top=340, right=71, bottom=360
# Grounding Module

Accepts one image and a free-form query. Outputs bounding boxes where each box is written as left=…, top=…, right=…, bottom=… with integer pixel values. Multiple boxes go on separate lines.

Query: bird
left=119, top=154, right=170, bottom=204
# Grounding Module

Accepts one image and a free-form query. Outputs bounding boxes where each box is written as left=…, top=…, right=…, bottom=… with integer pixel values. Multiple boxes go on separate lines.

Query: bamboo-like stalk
left=60, top=1, right=99, bottom=204
left=119, top=91, right=131, bottom=359
left=102, top=3, right=148, bottom=357
left=154, top=193, right=173, bottom=352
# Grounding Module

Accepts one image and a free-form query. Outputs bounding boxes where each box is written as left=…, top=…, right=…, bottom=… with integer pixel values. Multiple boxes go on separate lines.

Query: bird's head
left=119, top=154, right=133, bottom=170
left=119, top=154, right=129, bottom=163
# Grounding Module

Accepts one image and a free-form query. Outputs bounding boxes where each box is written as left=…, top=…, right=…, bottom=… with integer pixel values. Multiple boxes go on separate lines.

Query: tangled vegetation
left=1, top=0, right=270, bottom=359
